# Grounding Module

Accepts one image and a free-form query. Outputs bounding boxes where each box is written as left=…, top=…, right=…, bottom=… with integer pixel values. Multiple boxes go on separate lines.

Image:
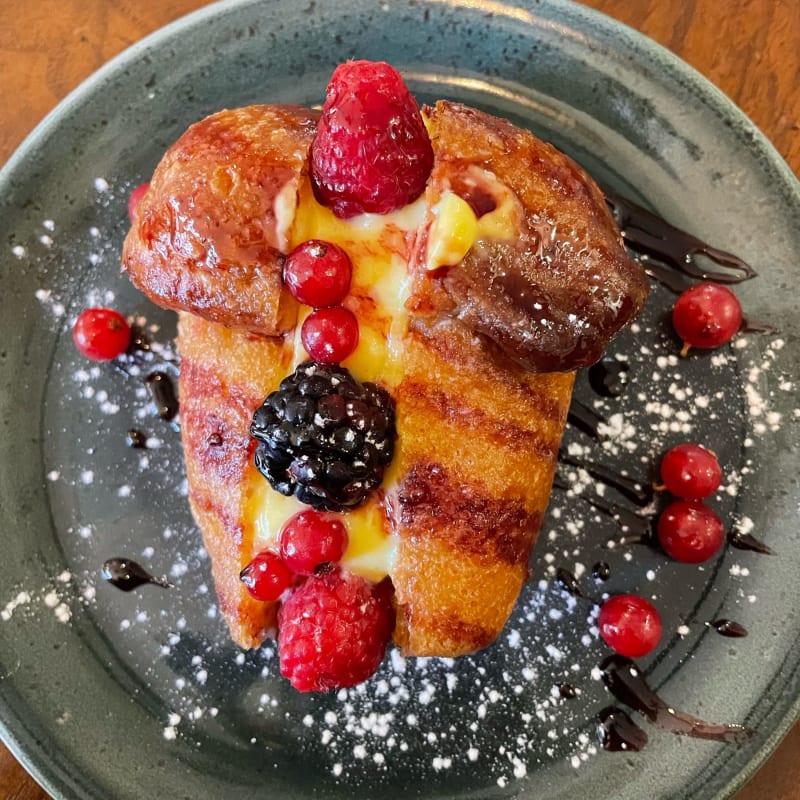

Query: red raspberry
left=278, top=570, right=395, bottom=692
left=310, top=60, right=434, bottom=219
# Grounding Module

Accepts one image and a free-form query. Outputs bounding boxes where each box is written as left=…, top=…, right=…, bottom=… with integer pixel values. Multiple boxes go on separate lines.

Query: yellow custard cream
left=248, top=177, right=517, bottom=581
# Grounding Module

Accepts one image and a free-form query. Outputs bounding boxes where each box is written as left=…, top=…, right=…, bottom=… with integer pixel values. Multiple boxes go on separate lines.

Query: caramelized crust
left=123, top=105, right=318, bottom=335
left=413, top=101, right=649, bottom=372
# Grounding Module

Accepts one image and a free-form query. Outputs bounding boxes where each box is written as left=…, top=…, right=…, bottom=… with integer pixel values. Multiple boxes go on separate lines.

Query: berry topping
left=659, top=443, right=722, bottom=499
left=250, top=362, right=396, bottom=511
left=310, top=60, right=434, bottom=219
left=278, top=569, right=395, bottom=692
left=598, top=594, right=663, bottom=659
left=672, top=282, right=742, bottom=355
left=72, top=307, right=131, bottom=361
left=279, top=509, right=349, bottom=575
left=128, top=182, right=150, bottom=222
left=301, top=306, right=360, bottom=363
left=657, top=500, right=725, bottom=563
left=283, top=240, right=352, bottom=308
left=239, top=551, right=294, bottom=601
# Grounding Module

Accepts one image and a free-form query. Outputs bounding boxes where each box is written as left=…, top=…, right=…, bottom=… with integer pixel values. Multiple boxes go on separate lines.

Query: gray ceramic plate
left=1, top=1, right=799, bottom=798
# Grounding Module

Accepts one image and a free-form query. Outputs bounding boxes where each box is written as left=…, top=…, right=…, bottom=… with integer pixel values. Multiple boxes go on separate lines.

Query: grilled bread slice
left=123, top=97, right=646, bottom=659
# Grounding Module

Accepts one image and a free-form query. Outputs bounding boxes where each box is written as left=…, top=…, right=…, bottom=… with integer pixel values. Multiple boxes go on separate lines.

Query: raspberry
left=278, top=570, right=395, bottom=692
left=310, top=60, right=434, bottom=219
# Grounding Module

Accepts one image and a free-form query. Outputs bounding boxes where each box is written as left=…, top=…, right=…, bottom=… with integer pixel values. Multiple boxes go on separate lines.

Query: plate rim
left=1, top=1, right=799, bottom=798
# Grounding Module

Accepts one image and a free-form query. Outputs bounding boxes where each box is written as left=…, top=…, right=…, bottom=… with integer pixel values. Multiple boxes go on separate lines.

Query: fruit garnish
left=239, top=550, right=294, bottom=601
left=278, top=569, right=395, bottom=692
left=310, top=60, right=434, bottom=219
left=301, top=306, right=359, bottom=363
left=672, top=282, right=743, bottom=355
left=659, top=443, right=722, bottom=500
left=127, top=182, right=150, bottom=223
left=279, top=509, right=349, bottom=575
left=283, top=240, right=352, bottom=308
left=598, top=594, right=663, bottom=658
left=72, top=307, right=131, bottom=361
left=657, top=500, right=725, bottom=563
left=250, top=362, right=396, bottom=511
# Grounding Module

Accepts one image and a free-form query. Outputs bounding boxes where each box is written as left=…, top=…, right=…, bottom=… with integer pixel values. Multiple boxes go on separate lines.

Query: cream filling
left=249, top=178, right=518, bottom=581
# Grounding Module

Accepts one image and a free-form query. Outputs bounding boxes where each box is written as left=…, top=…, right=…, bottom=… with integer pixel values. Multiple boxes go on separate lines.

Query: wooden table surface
left=0, top=0, right=797, bottom=797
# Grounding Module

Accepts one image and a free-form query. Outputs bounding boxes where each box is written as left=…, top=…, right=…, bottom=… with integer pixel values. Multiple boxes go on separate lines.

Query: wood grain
left=0, top=1, right=797, bottom=798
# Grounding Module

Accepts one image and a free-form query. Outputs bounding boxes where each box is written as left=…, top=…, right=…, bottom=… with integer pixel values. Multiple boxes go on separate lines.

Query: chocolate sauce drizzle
left=588, top=358, right=630, bottom=398
left=145, top=371, right=179, bottom=421
left=101, top=558, right=174, bottom=591
left=605, top=191, right=757, bottom=285
left=553, top=476, right=653, bottom=539
left=592, top=561, right=611, bottom=581
left=729, top=531, right=774, bottom=555
left=601, top=655, right=752, bottom=744
left=597, top=706, right=648, bottom=752
left=710, top=619, right=749, bottom=638
left=567, top=399, right=607, bottom=440
left=125, top=428, right=147, bottom=449
left=559, top=450, right=652, bottom=506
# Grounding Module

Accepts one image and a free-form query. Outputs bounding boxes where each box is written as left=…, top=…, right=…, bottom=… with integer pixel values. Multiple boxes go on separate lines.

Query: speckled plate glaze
left=1, top=1, right=799, bottom=798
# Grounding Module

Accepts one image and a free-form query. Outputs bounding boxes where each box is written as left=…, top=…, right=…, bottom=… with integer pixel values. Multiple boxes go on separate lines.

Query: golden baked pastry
left=122, top=62, right=647, bottom=686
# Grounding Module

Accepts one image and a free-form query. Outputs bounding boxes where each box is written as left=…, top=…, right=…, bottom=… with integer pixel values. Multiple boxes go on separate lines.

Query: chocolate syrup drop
left=555, top=567, right=586, bottom=599
left=597, top=706, right=648, bottom=752
left=145, top=371, right=179, bottom=421
left=710, top=619, right=748, bottom=638
left=605, top=191, right=757, bottom=284
left=601, top=655, right=752, bottom=743
left=125, top=429, right=147, bottom=449
left=593, top=561, right=611, bottom=581
left=729, top=531, right=774, bottom=555
left=101, top=558, right=173, bottom=591
left=559, top=683, right=579, bottom=699
left=588, top=358, right=629, bottom=398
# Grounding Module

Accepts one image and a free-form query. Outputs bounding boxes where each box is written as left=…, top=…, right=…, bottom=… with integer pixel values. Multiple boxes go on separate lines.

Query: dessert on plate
left=121, top=60, right=648, bottom=691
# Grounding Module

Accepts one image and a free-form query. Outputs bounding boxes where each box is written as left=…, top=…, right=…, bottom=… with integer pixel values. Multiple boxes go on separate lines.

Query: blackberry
left=250, top=362, right=396, bottom=511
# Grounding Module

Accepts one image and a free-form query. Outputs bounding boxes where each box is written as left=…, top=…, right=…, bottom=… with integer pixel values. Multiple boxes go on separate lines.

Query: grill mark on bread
left=396, top=461, right=540, bottom=566
left=398, top=379, right=561, bottom=458
left=180, top=358, right=261, bottom=485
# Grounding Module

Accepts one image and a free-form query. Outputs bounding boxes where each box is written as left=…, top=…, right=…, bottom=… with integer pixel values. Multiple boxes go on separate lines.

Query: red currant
left=279, top=510, right=349, bottom=575
left=659, top=443, right=722, bottom=499
left=72, top=308, right=131, bottom=361
left=672, top=282, right=742, bottom=355
left=301, top=306, right=359, bottom=363
left=239, top=551, right=293, bottom=601
left=128, top=182, right=150, bottom=223
left=283, top=240, right=352, bottom=307
left=598, top=594, right=662, bottom=658
left=657, top=500, right=725, bottom=563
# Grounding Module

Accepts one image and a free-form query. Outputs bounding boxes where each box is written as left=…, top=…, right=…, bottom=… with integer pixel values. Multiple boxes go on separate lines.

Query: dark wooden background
left=1, top=1, right=797, bottom=798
